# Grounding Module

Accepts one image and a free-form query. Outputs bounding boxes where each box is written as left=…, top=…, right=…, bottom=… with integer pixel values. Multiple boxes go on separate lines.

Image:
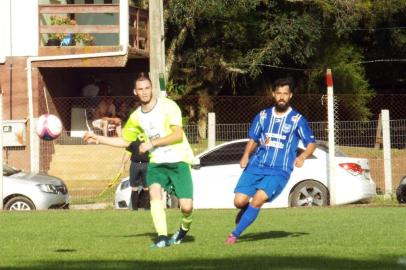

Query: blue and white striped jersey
left=246, top=107, right=315, bottom=177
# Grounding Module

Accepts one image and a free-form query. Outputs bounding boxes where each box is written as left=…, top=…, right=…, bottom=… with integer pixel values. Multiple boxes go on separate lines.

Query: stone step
left=49, top=160, right=125, bottom=172
left=53, top=144, right=126, bottom=153
left=52, top=147, right=125, bottom=157
left=49, top=170, right=129, bottom=182
left=50, top=157, right=123, bottom=165
left=48, top=143, right=130, bottom=183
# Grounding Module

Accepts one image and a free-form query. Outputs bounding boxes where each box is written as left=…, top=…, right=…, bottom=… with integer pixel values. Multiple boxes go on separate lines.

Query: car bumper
left=115, top=184, right=131, bottom=209
left=336, top=177, right=377, bottom=205
left=32, top=193, right=70, bottom=210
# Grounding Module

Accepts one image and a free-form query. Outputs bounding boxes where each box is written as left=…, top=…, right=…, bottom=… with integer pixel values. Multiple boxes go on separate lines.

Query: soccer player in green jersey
left=84, top=73, right=194, bottom=248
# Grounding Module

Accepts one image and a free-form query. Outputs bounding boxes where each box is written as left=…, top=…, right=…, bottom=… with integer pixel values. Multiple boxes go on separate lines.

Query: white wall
left=0, top=0, right=39, bottom=58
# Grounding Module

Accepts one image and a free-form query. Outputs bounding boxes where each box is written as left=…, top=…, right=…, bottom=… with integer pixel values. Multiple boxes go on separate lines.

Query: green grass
left=1, top=207, right=406, bottom=270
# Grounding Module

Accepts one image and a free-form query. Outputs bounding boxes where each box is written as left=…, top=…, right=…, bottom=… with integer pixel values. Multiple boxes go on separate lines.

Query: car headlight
left=120, top=180, right=130, bottom=190
left=38, top=184, right=58, bottom=194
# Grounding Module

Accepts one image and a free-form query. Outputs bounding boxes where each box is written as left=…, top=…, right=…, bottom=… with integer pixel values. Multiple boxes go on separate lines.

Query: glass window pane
left=200, top=142, right=246, bottom=167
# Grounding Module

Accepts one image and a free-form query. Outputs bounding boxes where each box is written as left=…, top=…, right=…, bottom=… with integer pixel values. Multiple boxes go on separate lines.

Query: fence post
left=326, top=69, right=336, bottom=205
left=0, top=93, right=3, bottom=210
left=374, top=113, right=382, bottom=149
left=208, top=112, right=216, bottom=150
left=381, top=109, right=393, bottom=198
left=31, top=118, right=40, bottom=173
left=149, top=0, right=166, bottom=97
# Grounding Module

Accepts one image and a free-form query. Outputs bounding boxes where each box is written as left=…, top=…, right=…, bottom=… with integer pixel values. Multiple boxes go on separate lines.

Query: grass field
left=1, top=207, right=405, bottom=270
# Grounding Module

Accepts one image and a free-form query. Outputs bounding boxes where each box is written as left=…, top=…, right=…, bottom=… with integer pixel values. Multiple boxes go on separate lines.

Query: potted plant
left=46, top=16, right=95, bottom=46
left=74, top=32, right=96, bottom=46
left=46, top=15, right=74, bottom=46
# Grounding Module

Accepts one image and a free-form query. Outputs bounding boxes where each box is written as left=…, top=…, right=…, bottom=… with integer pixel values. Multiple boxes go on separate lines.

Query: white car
left=114, top=177, right=178, bottom=209
left=2, top=164, right=69, bottom=211
left=115, top=139, right=376, bottom=209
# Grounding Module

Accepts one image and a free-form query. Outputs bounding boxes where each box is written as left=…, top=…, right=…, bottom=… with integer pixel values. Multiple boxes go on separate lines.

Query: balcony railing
left=38, top=4, right=148, bottom=55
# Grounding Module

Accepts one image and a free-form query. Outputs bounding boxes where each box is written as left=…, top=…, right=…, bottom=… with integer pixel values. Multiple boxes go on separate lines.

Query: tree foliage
left=161, top=0, right=406, bottom=119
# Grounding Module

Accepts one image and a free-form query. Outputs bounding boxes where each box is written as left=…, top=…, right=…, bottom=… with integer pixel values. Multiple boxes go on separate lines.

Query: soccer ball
left=36, top=114, right=63, bottom=141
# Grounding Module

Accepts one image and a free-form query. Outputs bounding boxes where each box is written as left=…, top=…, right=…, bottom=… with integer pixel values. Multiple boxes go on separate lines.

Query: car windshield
left=3, top=164, right=22, bottom=176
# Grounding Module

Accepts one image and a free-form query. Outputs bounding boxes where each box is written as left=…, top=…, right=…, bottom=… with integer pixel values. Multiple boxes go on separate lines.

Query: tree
left=161, top=0, right=405, bottom=121
left=307, top=43, right=374, bottom=121
left=164, top=0, right=323, bottom=96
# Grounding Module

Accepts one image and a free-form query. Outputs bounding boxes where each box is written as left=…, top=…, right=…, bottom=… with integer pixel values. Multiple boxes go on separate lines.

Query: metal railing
left=38, top=3, right=148, bottom=51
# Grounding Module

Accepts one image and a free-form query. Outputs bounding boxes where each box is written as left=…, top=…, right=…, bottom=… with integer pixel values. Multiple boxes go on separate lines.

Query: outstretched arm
left=101, top=117, right=121, bottom=126
left=83, top=132, right=130, bottom=148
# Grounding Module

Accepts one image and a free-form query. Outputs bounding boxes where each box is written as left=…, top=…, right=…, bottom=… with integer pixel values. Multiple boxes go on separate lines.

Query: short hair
left=273, top=77, right=294, bottom=92
left=135, top=72, right=152, bottom=85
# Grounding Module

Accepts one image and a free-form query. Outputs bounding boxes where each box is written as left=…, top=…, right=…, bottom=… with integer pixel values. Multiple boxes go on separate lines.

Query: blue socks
left=232, top=205, right=260, bottom=237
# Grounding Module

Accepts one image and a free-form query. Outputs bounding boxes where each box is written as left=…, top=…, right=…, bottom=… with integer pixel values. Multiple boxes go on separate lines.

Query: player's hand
left=294, top=156, right=305, bottom=168
left=240, top=155, right=249, bottom=168
left=83, top=132, right=99, bottom=144
left=139, top=141, right=154, bottom=154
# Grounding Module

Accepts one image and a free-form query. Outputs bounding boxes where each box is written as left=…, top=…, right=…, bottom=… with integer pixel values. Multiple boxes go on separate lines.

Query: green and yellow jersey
left=122, top=97, right=194, bottom=164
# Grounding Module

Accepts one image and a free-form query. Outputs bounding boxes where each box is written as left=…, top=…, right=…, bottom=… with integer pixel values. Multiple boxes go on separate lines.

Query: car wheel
left=4, top=196, right=36, bottom=211
left=289, top=180, right=329, bottom=207
left=396, top=184, right=406, bottom=204
left=400, top=176, right=406, bottom=186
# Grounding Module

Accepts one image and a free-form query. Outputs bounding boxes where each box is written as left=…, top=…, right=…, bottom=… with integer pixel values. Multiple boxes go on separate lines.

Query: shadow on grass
left=53, top=249, right=77, bottom=253
left=1, top=255, right=403, bottom=270
left=99, top=232, right=196, bottom=243
left=104, top=232, right=156, bottom=238
left=239, top=230, right=308, bottom=242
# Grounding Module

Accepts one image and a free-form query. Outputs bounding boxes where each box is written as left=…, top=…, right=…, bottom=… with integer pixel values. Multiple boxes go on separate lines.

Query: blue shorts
left=234, top=171, right=288, bottom=202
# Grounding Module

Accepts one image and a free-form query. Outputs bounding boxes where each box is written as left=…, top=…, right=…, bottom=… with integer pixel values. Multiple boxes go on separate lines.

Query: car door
left=192, top=141, right=246, bottom=209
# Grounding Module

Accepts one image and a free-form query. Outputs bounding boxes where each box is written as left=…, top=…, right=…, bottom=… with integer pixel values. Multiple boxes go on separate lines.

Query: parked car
left=396, top=176, right=406, bottom=203
left=2, top=164, right=69, bottom=211
left=114, top=177, right=178, bottom=210
left=115, top=139, right=376, bottom=209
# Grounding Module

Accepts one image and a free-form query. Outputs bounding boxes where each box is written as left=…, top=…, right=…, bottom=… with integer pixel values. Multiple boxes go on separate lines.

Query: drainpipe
left=27, top=0, right=129, bottom=173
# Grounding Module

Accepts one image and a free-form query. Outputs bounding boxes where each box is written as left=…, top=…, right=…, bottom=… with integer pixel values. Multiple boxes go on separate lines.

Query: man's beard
left=140, top=96, right=152, bottom=106
left=275, top=101, right=290, bottom=112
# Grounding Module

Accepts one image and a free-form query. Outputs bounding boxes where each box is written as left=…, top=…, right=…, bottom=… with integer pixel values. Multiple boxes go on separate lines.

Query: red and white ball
left=36, top=114, right=63, bottom=141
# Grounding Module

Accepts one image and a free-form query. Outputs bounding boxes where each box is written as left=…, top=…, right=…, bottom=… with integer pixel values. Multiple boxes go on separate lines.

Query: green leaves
left=163, top=0, right=405, bottom=109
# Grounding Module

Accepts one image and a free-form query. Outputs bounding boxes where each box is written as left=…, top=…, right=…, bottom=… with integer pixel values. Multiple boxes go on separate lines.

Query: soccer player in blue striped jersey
left=226, top=77, right=317, bottom=245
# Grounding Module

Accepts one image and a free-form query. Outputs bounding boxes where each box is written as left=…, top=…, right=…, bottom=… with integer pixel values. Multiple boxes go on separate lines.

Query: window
left=200, top=142, right=246, bottom=167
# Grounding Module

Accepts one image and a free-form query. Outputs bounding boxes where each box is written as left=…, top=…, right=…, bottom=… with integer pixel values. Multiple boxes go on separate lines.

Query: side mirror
left=191, top=158, right=201, bottom=170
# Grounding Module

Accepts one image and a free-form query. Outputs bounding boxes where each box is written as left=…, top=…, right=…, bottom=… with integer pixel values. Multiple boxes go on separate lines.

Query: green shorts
left=146, top=162, right=193, bottom=199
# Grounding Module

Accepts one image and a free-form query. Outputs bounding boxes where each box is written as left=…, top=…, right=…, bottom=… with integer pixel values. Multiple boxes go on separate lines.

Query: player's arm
left=240, top=139, right=258, bottom=168
left=102, top=117, right=121, bottom=125
left=139, top=125, right=183, bottom=154
left=294, top=117, right=317, bottom=168
left=294, top=142, right=316, bottom=168
left=241, top=111, right=262, bottom=168
left=83, top=132, right=130, bottom=148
